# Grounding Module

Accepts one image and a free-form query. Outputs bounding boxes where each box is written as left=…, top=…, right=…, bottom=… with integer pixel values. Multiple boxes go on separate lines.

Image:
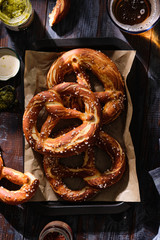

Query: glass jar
left=39, top=221, right=73, bottom=240
left=0, top=0, right=34, bottom=31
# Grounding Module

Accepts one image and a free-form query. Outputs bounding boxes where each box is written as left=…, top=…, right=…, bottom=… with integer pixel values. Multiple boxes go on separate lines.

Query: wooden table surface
left=0, top=0, right=160, bottom=239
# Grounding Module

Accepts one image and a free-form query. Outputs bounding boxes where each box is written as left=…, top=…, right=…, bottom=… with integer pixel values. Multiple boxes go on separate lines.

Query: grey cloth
left=149, top=167, right=160, bottom=240
left=149, top=167, right=160, bottom=195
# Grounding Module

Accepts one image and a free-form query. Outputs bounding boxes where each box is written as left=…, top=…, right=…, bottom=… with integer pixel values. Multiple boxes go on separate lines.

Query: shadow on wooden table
left=5, top=11, right=51, bottom=61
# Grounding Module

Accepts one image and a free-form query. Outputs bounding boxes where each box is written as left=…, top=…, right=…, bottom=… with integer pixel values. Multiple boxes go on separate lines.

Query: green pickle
left=0, top=0, right=33, bottom=30
left=0, top=85, right=17, bottom=111
left=0, top=0, right=26, bottom=19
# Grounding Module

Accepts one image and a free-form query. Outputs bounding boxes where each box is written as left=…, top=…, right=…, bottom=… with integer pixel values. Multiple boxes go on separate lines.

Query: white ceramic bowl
left=0, top=48, right=20, bottom=81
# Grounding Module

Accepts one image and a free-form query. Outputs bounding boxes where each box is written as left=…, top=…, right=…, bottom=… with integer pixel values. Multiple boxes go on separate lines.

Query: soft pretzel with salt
left=43, top=131, right=125, bottom=201
left=23, top=82, right=101, bottom=157
left=47, top=48, right=125, bottom=124
left=0, top=153, right=39, bottom=205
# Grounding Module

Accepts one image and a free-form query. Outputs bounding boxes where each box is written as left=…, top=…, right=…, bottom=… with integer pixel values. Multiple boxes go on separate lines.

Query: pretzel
left=43, top=131, right=125, bottom=201
left=84, top=131, right=126, bottom=189
left=43, top=151, right=99, bottom=202
left=0, top=154, right=39, bottom=205
left=23, top=82, right=101, bottom=157
left=49, top=0, right=70, bottom=26
left=47, top=48, right=125, bottom=124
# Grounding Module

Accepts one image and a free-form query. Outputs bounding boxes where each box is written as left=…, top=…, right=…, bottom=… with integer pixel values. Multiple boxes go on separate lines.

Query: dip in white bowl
left=0, top=48, right=20, bottom=81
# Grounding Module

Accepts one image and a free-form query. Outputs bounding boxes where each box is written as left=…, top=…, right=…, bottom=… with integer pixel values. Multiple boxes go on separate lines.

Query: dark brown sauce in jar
left=43, top=232, right=65, bottom=240
left=112, top=0, right=151, bottom=25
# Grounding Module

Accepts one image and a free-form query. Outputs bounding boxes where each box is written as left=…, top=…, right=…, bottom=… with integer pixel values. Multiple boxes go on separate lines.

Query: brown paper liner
left=24, top=49, right=140, bottom=202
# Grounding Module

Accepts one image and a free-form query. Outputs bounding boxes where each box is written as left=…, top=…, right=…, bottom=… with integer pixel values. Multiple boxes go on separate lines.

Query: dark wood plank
left=0, top=1, right=48, bottom=239
left=137, top=22, right=160, bottom=204
left=46, top=0, right=105, bottom=38
left=0, top=203, right=26, bottom=240
left=0, top=22, right=9, bottom=47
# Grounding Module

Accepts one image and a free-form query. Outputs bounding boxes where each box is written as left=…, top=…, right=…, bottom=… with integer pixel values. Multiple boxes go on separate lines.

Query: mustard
left=0, top=0, right=33, bottom=30
left=0, top=0, right=26, bottom=19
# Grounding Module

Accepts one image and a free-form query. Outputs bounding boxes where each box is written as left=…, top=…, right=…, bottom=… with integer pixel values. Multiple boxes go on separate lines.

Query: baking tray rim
left=26, top=37, right=146, bottom=215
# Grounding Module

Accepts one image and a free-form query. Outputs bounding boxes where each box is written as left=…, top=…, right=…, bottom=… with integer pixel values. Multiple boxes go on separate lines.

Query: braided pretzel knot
left=43, top=131, right=125, bottom=201
left=47, top=48, right=125, bottom=124
left=0, top=154, right=39, bottom=205
left=23, top=82, right=101, bottom=157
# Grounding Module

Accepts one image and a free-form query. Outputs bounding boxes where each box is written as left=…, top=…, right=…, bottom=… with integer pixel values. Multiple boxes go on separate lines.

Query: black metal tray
left=28, top=37, right=148, bottom=215
left=30, top=201, right=130, bottom=216
left=31, top=37, right=132, bottom=52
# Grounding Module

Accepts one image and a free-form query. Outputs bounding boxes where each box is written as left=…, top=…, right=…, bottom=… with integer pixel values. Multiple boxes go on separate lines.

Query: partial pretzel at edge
left=0, top=154, right=39, bottom=205
left=49, top=0, right=71, bottom=26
